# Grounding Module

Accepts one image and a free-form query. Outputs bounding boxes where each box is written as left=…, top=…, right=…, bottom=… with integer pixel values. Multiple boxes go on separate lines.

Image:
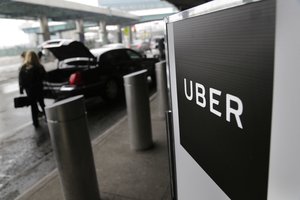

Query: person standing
left=158, top=38, right=165, bottom=61
left=19, top=51, right=46, bottom=127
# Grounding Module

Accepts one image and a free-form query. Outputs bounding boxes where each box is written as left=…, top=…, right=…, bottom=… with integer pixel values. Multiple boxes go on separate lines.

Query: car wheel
left=103, top=79, right=119, bottom=101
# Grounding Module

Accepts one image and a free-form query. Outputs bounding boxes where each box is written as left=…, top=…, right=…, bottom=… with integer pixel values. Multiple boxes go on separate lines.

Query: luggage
left=14, top=96, right=30, bottom=108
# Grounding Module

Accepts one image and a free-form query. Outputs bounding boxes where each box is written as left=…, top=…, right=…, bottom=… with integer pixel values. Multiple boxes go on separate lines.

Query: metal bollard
left=45, top=95, right=100, bottom=200
left=155, top=61, right=169, bottom=118
left=123, top=70, right=153, bottom=150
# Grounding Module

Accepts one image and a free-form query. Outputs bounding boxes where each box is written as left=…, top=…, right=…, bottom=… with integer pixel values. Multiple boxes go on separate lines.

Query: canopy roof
left=165, top=0, right=212, bottom=10
left=0, top=0, right=139, bottom=25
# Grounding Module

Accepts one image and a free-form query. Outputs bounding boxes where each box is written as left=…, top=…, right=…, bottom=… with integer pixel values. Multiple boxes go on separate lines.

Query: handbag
left=14, top=96, right=31, bottom=108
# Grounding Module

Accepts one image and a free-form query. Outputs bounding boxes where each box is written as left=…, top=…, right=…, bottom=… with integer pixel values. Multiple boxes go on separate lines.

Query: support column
left=123, top=26, right=132, bottom=47
left=75, top=19, right=85, bottom=43
left=117, top=25, right=122, bottom=43
left=98, top=21, right=109, bottom=45
left=129, top=26, right=133, bottom=45
left=39, top=16, right=50, bottom=42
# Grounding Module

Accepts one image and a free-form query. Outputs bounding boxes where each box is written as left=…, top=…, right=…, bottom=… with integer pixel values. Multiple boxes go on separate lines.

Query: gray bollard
left=123, top=70, right=153, bottom=150
left=45, top=95, right=100, bottom=200
left=155, top=61, right=169, bottom=118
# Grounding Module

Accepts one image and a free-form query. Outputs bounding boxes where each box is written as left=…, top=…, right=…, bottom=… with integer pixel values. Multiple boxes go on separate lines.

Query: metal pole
left=45, top=95, right=100, bottom=200
left=155, top=61, right=169, bottom=118
left=123, top=70, right=153, bottom=150
left=166, top=110, right=178, bottom=200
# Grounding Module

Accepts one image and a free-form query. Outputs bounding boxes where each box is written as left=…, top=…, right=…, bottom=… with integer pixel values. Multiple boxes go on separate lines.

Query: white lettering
left=196, top=83, right=206, bottom=107
left=183, top=78, right=244, bottom=129
left=184, top=78, right=193, bottom=101
left=209, top=88, right=222, bottom=117
left=226, top=94, right=243, bottom=129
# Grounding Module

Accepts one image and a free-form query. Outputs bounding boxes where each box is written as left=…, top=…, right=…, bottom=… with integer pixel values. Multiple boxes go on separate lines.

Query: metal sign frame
left=165, top=0, right=300, bottom=199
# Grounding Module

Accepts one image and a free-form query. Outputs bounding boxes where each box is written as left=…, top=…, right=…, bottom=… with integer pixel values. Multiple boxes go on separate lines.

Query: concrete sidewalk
left=16, top=96, right=171, bottom=200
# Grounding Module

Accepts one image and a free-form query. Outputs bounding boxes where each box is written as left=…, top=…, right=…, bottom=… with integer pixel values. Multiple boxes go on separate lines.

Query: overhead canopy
left=0, top=0, right=139, bottom=25
left=165, top=0, right=212, bottom=10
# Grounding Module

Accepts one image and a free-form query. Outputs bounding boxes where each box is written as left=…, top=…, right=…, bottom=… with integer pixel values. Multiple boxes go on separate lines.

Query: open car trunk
left=43, top=68, right=79, bottom=99
left=41, top=39, right=96, bottom=99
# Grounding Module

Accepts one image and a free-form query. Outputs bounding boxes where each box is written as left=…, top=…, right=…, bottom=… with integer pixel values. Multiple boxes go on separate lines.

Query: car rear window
left=126, top=50, right=141, bottom=60
left=100, top=50, right=129, bottom=66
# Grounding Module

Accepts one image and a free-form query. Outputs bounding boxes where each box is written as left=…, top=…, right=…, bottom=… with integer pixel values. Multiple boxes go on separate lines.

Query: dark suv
left=41, top=39, right=158, bottom=100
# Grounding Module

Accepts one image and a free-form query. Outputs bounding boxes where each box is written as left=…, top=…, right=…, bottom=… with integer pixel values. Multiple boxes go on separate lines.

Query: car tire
left=102, top=79, right=119, bottom=101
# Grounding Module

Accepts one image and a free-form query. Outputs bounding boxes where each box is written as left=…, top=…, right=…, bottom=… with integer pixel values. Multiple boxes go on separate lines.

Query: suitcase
left=14, top=96, right=30, bottom=108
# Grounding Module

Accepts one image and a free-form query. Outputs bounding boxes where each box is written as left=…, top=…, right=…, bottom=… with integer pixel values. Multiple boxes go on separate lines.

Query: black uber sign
left=174, top=1, right=275, bottom=199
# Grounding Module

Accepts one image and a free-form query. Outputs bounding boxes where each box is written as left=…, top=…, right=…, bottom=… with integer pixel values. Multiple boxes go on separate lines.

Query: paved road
left=0, top=59, right=128, bottom=200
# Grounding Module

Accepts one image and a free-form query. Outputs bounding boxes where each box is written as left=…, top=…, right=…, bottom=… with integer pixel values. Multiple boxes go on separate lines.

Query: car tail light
left=69, top=72, right=83, bottom=85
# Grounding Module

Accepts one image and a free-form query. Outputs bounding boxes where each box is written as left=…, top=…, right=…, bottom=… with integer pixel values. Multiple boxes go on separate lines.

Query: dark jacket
left=19, top=64, right=46, bottom=98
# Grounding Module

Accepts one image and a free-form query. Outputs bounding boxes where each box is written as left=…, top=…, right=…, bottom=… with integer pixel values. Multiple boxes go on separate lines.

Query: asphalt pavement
left=15, top=95, right=172, bottom=200
left=0, top=56, right=170, bottom=200
left=0, top=58, right=128, bottom=200
left=0, top=86, right=129, bottom=200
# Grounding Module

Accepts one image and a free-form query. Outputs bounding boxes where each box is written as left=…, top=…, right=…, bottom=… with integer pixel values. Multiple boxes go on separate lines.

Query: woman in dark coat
left=19, top=51, right=46, bottom=127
